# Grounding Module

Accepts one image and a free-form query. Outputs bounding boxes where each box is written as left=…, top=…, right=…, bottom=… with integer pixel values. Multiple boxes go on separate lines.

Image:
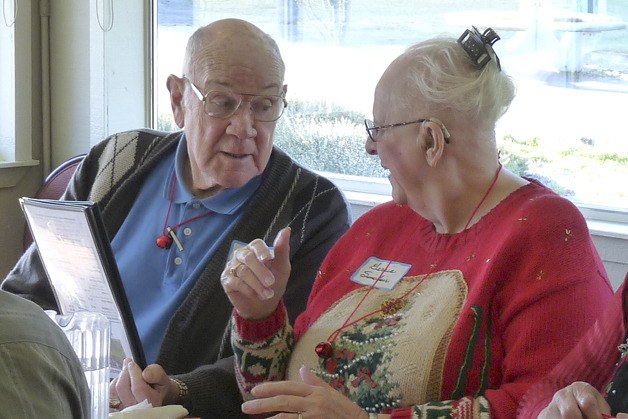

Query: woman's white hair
left=397, top=36, right=516, bottom=128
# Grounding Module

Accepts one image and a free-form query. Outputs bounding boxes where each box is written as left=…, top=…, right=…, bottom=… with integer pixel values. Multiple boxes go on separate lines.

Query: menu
left=19, top=197, right=146, bottom=374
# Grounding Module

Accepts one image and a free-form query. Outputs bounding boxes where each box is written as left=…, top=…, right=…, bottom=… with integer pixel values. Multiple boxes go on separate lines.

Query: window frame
left=0, top=0, right=39, bottom=188
left=150, top=0, right=628, bottom=233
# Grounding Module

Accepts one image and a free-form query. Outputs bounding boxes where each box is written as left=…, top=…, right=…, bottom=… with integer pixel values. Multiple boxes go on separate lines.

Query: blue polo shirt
left=111, top=136, right=260, bottom=364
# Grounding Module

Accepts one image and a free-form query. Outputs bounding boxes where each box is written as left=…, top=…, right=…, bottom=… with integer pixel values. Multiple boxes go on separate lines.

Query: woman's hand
left=109, top=359, right=179, bottom=410
left=221, top=227, right=292, bottom=320
left=538, top=381, right=611, bottom=418
left=241, top=366, right=370, bottom=419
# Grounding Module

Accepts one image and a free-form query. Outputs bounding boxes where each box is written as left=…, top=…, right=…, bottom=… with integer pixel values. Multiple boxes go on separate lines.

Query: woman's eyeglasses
left=364, top=118, right=451, bottom=143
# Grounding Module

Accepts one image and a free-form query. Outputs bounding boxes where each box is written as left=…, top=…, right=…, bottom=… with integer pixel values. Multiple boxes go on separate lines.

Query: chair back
left=23, top=154, right=86, bottom=250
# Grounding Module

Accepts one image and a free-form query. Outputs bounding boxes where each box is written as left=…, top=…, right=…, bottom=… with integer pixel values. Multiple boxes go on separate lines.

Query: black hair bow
left=457, top=26, right=501, bottom=71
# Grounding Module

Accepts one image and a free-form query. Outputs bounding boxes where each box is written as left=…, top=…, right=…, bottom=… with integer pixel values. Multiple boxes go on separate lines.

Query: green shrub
left=159, top=99, right=575, bottom=196
left=275, top=99, right=386, bottom=177
left=157, top=113, right=178, bottom=132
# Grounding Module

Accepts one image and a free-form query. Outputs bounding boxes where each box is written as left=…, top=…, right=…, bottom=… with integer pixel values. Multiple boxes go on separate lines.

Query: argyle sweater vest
left=3, top=128, right=352, bottom=417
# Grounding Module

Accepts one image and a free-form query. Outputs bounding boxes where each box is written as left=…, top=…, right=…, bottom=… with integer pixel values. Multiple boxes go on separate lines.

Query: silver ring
left=229, top=262, right=243, bottom=277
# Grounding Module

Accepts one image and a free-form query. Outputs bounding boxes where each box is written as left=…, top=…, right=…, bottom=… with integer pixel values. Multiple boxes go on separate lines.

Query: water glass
left=55, top=311, right=111, bottom=419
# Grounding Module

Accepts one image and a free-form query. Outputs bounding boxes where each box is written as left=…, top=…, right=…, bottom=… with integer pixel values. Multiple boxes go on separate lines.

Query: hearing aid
left=428, top=117, right=451, bottom=144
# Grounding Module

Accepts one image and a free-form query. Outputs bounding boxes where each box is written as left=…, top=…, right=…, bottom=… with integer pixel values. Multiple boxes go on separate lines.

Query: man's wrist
left=169, top=378, right=188, bottom=403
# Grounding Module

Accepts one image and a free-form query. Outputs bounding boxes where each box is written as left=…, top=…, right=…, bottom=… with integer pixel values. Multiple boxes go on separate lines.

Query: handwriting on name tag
left=351, top=257, right=411, bottom=290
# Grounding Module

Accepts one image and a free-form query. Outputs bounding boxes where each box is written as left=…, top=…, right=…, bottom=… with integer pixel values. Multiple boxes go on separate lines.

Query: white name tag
left=351, top=257, right=411, bottom=290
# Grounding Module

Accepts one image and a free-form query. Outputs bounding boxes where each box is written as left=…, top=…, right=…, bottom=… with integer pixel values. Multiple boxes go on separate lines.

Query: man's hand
left=109, top=359, right=179, bottom=410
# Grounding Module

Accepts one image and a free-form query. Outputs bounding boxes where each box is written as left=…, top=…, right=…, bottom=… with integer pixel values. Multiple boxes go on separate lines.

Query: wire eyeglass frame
left=183, top=76, right=287, bottom=122
left=364, top=118, right=429, bottom=142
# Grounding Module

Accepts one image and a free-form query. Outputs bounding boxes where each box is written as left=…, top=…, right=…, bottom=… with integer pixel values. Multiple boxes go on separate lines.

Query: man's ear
left=282, top=84, right=288, bottom=107
left=167, top=75, right=185, bottom=128
left=424, top=120, right=446, bottom=167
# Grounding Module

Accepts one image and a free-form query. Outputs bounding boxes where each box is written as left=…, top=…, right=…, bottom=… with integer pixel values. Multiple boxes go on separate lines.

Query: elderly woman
left=220, top=28, right=613, bottom=418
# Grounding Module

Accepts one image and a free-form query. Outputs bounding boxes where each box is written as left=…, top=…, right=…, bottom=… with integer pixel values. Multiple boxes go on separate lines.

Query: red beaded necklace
left=155, top=174, right=214, bottom=251
left=315, top=163, right=503, bottom=359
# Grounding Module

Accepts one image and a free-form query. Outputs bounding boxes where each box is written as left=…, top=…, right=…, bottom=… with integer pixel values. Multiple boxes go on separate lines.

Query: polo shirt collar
left=161, top=134, right=261, bottom=215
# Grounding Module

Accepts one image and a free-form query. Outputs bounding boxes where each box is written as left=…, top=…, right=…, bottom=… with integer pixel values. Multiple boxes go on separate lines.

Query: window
left=156, top=0, right=628, bottom=215
left=0, top=5, right=16, bottom=163
left=0, top=0, right=38, bottom=188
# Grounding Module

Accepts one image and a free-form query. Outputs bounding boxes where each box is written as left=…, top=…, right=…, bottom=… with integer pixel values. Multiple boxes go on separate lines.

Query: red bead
left=315, top=341, right=333, bottom=359
left=156, top=235, right=172, bottom=249
left=325, top=358, right=337, bottom=373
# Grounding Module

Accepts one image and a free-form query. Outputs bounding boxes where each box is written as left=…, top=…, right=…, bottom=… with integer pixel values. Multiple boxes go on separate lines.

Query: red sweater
left=518, top=278, right=627, bottom=418
left=233, top=180, right=613, bottom=418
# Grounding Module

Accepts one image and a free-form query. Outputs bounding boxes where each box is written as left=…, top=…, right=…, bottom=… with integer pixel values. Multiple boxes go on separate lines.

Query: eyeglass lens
left=204, top=91, right=285, bottom=122
left=364, top=119, right=377, bottom=142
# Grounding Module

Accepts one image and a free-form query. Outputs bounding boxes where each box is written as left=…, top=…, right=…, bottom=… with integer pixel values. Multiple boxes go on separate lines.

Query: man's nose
left=226, top=105, right=257, bottom=139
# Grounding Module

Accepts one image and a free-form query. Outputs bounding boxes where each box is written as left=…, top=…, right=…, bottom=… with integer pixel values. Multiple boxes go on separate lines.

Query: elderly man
left=2, top=18, right=350, bottom=417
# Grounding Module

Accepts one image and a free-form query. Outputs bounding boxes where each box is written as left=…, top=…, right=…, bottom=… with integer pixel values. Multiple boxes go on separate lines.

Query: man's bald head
left=182, top=18, right=285, bottom=82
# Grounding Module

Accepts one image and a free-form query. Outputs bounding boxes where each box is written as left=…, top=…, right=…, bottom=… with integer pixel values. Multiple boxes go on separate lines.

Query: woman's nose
left=365, top=136, right=378, bottom=155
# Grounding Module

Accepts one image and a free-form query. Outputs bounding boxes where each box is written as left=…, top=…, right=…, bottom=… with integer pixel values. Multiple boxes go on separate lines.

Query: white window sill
left=587, top=219, right=628, bottom=241
left=343, top=188, right=628, bottom=241
left=0, top=160, right=39, bottom=188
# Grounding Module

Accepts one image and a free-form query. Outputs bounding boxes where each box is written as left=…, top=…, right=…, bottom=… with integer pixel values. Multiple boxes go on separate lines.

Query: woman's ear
left=167, top=75, right=185, bottom=128
left=429, top=117, right=451, bottom=143
left=423, top=120, right=446, bottom=167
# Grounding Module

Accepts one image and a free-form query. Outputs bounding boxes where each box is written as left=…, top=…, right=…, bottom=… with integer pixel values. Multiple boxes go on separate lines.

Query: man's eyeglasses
left=364, top=118, right=451, bottom=143
left=183, top=76, right=287, bottom=122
